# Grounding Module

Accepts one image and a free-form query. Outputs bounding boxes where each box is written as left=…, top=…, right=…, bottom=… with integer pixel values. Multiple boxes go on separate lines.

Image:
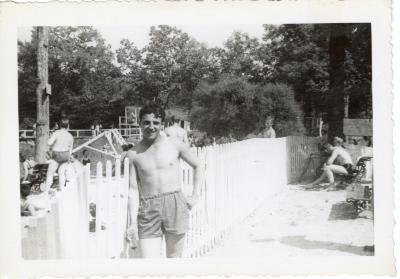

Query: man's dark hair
left=139, top=103, right=165, bottom=122
left=59, top=118, right=69, bottom=129
left=83, top=149, right=88, bottom=155
left=20, top=182, right=31, bottom=199
left=170, top=116, right=180, bottom=124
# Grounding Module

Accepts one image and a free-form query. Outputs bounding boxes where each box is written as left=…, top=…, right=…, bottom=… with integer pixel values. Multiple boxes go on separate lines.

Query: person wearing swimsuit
left=126, top=103, right=204, bottom=258
left=306, top=142, right=353, bottom=191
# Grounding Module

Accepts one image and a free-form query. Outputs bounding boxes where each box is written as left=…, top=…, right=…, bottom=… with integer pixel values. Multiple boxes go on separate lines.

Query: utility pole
left=35, top=27, right=51, bottom=163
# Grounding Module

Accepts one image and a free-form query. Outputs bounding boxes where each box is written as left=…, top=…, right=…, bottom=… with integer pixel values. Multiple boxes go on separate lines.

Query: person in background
left=44, top=119, right=74, bottom=192
left=259, top=116, right=276, bottom=138
left=305, top=142, right=353, bottom=191
left=20, top=182, right=36, bottom=216
left=333, top=136, right=345, bottom=148
left=164, top=116, right=189, bottom=145
left=91, top=124, right=95, bottom=137
left=22, top=155, right=36, bottom=182
left=82, top=149, right=91, bottom=166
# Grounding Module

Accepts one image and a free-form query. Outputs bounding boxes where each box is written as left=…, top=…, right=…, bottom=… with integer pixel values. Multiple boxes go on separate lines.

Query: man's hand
left=126, top=223, right=139, bottom=249
left=185, top=195, right=200, bottom=210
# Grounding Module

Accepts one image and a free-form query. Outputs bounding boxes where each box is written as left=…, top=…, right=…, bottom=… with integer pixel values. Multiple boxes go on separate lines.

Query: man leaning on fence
left=126, top=103, right=204, bottom=258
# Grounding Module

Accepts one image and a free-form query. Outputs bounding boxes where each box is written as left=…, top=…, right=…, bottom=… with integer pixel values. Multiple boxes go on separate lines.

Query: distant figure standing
left=258, top=116, right=276, bottom=138
left=91, top=124, right=96, bottom=137
left=82, top=149, right=91, bottom=166
left=164, top=116, right=189, bottom=145
left=95, top=124, right=100, bottom=136
left=45, top=119, right=74, bottom=191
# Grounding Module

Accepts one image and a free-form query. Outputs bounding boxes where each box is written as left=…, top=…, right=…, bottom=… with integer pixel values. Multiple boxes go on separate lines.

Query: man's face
left=140, top=113, right=162, bottom=141
left=265, top=119, right=273, bottom=129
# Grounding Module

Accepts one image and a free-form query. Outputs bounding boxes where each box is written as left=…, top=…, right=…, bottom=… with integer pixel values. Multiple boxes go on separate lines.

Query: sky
left=18, top=25, right=265, bottom=50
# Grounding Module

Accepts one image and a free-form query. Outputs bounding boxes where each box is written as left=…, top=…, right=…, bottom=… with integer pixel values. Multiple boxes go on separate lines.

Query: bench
left=338, top=156, right=373, bottom=213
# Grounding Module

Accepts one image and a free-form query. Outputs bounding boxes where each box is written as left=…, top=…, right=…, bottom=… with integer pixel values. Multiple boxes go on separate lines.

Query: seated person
left=20, top=182, right=36, bottom=216
left=305, top=142, right=353, bottom=190
left=82, top=149, right=91, bottom=166
left=44, top=119, right=74, bottom=192
left=20, top=182, right=50, bottom=216
left=22, top=155, right=36, bottom=182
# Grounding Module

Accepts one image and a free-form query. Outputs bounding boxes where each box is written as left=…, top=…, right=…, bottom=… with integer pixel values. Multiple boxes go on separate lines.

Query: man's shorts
left=342, top=163, right=354, bottom=174
left=52, top=151, right=70, bottom=164
left=138, top=190, right=190, bottom=239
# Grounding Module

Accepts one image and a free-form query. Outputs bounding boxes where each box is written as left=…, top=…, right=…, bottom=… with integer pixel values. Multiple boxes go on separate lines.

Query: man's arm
left=23, top=162, right=29, bottom=181
left=182, top=130, right=189, bottom=145
left=177, top=142, right=204, bottom=205
left=126, top=150, right=140, bottom=248
left=47, top=131, right=56, bottom=147
left=326, top=149, right=338, bottom=165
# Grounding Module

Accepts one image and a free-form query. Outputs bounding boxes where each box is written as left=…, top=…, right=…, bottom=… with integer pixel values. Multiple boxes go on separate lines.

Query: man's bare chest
left=134, top=145, right=179, bottom=173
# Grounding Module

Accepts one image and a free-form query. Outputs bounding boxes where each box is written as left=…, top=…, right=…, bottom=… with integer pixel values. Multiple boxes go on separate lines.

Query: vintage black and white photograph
left=0, top=0, right=394, bottom=276
left=17, top=23, right=375, bottom=259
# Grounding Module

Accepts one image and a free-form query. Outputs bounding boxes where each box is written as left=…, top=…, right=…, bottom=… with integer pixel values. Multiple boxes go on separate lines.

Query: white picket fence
left=21, top=138, right=287, bottom=259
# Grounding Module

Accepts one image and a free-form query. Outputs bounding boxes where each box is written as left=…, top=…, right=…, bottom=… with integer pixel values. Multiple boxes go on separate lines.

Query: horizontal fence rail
left=19, top=128, right=142, bottom=140
left=20, top=137, right=291, bottom=259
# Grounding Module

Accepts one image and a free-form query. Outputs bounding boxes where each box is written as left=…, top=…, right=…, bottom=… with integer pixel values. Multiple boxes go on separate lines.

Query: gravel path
left=206, top=185, right=374, bottom=257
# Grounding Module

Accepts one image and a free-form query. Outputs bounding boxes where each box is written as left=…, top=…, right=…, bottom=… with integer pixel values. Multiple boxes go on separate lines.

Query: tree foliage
left=18, top=24, right=371, bottom=138
left=191, top=77, right=304, bottom=138
left=18, top=27, right=121, bottom=128
left=116, top=25, right=213, bottom=110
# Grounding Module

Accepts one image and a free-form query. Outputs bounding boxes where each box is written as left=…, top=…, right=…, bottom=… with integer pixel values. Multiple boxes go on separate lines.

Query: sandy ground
left=206, top=185, right=374, bottom=257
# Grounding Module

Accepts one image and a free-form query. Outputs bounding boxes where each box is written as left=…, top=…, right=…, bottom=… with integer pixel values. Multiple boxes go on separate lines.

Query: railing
left=19, top=128, right=142, bottom=140
left=21, top=137, right=287, bottom=259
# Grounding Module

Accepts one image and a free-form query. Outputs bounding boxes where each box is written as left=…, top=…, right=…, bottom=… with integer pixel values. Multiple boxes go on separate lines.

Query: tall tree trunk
left=35, top=27, right=50, bottom=164
left=327, top=24, right=347, bottom=142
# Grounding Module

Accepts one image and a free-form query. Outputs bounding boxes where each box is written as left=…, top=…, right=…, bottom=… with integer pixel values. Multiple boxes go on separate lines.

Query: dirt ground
left=206, top=185, right=374, bottom=257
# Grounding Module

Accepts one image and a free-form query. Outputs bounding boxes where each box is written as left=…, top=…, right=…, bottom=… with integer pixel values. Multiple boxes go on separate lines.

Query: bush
left=254, top=83, right=305, bottom=136
left=191, top=77, right=305, bottom=138
left=190, top=77, right=257, bottom=139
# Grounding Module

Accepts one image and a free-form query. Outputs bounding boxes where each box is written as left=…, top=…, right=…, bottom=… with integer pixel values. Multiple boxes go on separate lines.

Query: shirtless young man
left=306, top=143, right=353, bottom=190
left=126, top=104, right=203, bottom=258
left=164, top=116, right=189, bottom=145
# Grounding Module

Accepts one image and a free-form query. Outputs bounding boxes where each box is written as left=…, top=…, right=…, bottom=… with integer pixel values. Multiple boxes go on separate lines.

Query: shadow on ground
left=277, top=235, right=374, bottom=256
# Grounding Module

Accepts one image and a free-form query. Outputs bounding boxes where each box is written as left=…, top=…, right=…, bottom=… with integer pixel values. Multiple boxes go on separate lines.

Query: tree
left=18, top=27, right=122, bottom=129
left=218, top=31, right=264, bottom=82
left=254, top=83, right=305, bottom=136
left=116, top=25, right=213, bottom=110
left=327, top=24, right=348, bottom=140
left=260, top=24, right=372, bottom=138
left=190, top=77, right=257, bottom=138
left=261, top=24, right=329, bottom=118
